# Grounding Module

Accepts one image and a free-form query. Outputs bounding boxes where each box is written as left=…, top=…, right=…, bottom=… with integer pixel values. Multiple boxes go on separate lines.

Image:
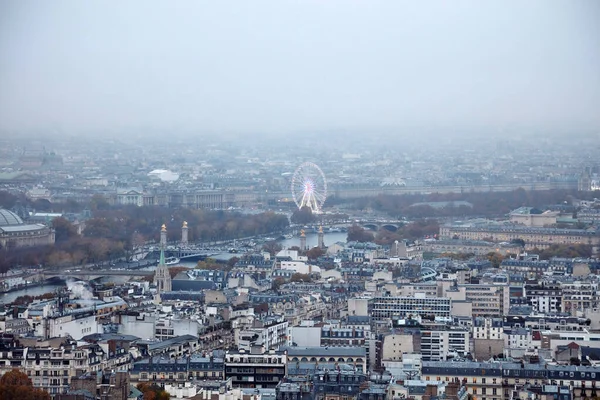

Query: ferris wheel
left=291, top=162, right=327, bottom=214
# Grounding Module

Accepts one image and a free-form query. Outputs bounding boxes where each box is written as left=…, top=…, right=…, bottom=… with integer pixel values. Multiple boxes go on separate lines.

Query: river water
left=0, top=284, right=65, bottom=305
left=0, top=232, right=348, bottom=304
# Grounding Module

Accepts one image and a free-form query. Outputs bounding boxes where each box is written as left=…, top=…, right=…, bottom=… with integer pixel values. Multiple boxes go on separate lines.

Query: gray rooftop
left=285, top=346, right=366, bottom=357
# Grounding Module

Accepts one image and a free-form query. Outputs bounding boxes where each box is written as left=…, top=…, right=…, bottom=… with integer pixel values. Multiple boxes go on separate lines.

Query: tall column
left=160, top=224, right=167, bottom=249
left=300, top=229, right=307, bottom=252
left=318, top=226, right=324, bottom=249
left=182, top=221, right=189, bottom=246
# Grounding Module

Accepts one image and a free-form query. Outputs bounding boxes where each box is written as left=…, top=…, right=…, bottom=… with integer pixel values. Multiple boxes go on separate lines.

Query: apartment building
left=442, top=283, right=510, bottom=318
left=225, top=350, right=286, bottom=389
left=422, top=361, right=503, bottom=400
left=0, top=336, right=130, bottom=397
left=286, top=346, right=367, bottom=373
left=421, top=326, right=470, bottom=362
left=131, top=354, right=224, bottom=384
left=368, top=295, right=452, bottom=321
left=236, top=315, right=288, bottom=352
left=424, top=361, right=600, bottom=400
left=524, top=282, right=563, bottom=314
left=473, top=318, right=504, bottom=340
left=561, top=280, right=599, bottom=315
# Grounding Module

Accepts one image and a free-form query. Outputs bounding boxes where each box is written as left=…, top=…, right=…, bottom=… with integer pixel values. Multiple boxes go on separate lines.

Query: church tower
left=181, top=221, right=189, bottom=246
left=318, top=226, right=324, bottom=249
left=154, top=224, right=172, bottom=293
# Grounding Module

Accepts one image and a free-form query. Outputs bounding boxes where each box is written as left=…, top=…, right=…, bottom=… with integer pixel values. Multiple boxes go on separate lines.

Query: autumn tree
left=89, top=194, right=111, bottom=211
left=272, top=277, right=286, bottom=291
left=52, top=217, right=79, bottom=243
left=534, top=244, right=593, bottom=260
left=347, top=225, right=375, bottom=243
left=375, top=228, right=403, bottom=245
left=0, top=191, right=19, bottom=209
left=291, top=206, right=316, bottom=225
left=196, top=258, right=221, bottom=270
left=262, top=241, right=282, bottom=256
left=486, top=252, right=505, bottom=268
left=136, top=383, right=170, bottom=400
left=306, top=246, right=325, bottom=260
left=227, top=256, right=240, bottom=269
left=0, top=369, right=51, bottom=400
left=290, top=273, right=312, bottom=283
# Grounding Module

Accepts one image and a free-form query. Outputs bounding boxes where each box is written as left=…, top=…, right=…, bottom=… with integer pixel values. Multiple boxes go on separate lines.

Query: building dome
left=0, top=209, right=24, bottom=226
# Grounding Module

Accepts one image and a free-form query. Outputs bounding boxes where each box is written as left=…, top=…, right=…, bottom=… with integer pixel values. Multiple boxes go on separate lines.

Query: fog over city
left=1, top=0, right=599, bottom=139
left=5, top=2, right=600, bottom=398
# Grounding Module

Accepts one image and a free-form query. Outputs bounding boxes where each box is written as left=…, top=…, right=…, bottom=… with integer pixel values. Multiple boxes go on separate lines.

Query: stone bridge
left=358, top=220, right=404, bottom=232
left=44, top=269, right=154, bottom=282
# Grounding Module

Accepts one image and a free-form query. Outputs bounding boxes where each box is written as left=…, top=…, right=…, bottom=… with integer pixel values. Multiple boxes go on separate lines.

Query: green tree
left=0, top=369, right=51, bottom=400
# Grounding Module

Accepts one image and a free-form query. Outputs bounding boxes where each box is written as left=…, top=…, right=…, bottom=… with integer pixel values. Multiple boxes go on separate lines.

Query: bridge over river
left=44, top=269, right=154, bottom=282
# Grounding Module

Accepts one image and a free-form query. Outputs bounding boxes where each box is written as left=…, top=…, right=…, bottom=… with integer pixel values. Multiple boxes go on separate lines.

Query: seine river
left=0, top=232, right=348, bottom=304
left=0, top=284, right=65, bottom=305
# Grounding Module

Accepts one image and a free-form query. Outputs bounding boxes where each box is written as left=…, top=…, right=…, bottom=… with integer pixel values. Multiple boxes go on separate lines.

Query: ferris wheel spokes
left=291, top=162, right=327, bottom=214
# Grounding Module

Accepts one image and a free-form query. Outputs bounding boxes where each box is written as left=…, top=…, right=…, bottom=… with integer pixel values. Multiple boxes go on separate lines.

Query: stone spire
left=154, top=224, right=172, bottom=293
left=181, top=221, right=189, bottom=246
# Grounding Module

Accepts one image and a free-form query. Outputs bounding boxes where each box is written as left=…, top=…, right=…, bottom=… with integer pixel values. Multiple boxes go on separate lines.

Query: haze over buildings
left=1, top=0, right=599, bottom=138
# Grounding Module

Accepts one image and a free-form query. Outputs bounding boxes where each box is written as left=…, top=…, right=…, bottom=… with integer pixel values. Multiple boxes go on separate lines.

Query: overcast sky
left=1, top=0, right=599, bottom=136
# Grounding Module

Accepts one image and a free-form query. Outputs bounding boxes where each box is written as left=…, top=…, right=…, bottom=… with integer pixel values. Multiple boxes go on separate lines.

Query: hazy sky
left=1, top=1, right=599, bottom=135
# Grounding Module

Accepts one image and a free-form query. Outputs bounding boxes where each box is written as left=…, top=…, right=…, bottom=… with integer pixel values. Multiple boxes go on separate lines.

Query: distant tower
left=300, top=229, right=307, bottom=252
left=181, top=221, right=189, bottom=246
left=154, top=224, right=172, bottom=293
left=318, top=226, right=324, bottom=249
left=579, top=168, right=592, bottom=191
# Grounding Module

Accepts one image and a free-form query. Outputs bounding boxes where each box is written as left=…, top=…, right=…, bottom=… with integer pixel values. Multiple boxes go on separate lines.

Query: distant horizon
left=1, top=0, right=599, bottom=136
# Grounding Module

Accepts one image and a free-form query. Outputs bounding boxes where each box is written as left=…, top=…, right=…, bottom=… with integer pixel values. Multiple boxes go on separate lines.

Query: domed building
left=0, top=209, right=55, bottom=250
